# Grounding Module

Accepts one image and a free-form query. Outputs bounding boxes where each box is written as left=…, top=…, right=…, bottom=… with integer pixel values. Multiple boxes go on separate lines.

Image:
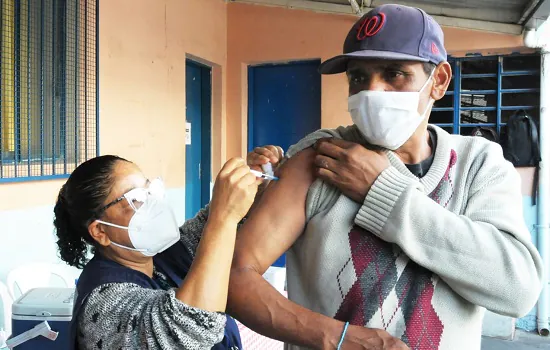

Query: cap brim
left=319, top=50, right=429, bottom=75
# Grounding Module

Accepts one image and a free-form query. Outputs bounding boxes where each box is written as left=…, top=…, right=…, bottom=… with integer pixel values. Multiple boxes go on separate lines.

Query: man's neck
left=394, top=128, right=432, bottom=165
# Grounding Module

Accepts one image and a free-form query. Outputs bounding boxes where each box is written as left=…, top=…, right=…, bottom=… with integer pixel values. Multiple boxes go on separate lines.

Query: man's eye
left=349, top=75, right=366, bottom=84
left=385, top=70, right=404, bottom=79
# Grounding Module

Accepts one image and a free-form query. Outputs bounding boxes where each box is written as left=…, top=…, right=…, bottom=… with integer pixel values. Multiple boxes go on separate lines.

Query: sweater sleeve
left=354, top=142, right=544, bottom=317
left=178, top=205, right=210, bottom=259
left=77, top=283, right=226, bottom=350
left=178, top=204, right=248, bottom=259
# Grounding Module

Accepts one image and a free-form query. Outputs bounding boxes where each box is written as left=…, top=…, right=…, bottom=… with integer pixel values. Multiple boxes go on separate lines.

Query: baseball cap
left=319, top=4, right=447, bottom=75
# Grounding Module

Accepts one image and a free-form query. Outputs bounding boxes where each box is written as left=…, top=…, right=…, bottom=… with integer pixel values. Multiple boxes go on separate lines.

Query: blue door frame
left=185, top=59, right=212, bottom=220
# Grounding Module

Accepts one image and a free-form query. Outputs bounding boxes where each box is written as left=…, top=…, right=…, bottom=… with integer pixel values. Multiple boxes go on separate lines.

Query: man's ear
left=88, top=220, right=111, bottom=247
left=431, top=62, right=452, bottom=101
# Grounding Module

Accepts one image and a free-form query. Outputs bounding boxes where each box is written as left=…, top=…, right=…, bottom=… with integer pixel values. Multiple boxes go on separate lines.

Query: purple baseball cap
left=319, top=4, right=447, bottom=75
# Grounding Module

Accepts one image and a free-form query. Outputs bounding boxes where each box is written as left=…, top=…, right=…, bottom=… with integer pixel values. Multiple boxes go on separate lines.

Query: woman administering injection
left=54, top=146, right=283, bottom=350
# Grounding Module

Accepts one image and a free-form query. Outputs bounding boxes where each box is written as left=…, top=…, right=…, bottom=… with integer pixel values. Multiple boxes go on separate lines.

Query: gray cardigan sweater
left=283, top=124, right=543, bottom=350
left=76, top=206, right=225, bottom=350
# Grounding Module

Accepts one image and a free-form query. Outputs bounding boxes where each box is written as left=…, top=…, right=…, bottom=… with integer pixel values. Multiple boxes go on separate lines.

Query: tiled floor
left=482, top=331, right=550, bottom=350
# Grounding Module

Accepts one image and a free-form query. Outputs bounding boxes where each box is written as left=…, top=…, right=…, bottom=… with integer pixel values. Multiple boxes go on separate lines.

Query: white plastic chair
left=0, top=280, right=12, bottom=341
left=6, top=263, right=75, bottom=300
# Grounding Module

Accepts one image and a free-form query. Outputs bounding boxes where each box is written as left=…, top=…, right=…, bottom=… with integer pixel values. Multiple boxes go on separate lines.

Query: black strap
left=533, top=165, right=539, bottom=206
left=525, top=115, right=540, bottom=205
left=527, top=116, right=541, bottom=165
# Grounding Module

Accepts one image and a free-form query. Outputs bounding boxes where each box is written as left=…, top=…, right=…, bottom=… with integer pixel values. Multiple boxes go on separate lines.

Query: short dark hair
left=423, top=62, right=437, bottom=76
left=53, top=155, right=129, bottom=268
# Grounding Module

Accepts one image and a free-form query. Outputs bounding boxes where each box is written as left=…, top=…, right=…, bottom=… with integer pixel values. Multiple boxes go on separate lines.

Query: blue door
left=248, top=60, right=322, bottom=267
left=185, top=60, right=212, bottom=220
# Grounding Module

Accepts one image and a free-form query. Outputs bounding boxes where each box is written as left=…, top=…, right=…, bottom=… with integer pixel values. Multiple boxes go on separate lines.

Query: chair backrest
left=6, top=263, right=75, bottom=300
left=0, top=280, right=12, bottom=338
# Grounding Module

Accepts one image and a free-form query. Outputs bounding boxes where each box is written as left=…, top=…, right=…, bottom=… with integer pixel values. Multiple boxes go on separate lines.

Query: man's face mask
left=97, top=178, right=180, bottom=257
left=348, top=69, right=435, bottom=150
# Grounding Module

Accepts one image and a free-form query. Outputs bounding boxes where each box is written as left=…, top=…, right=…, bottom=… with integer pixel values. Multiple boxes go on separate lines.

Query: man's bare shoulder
left=277, top=147, right=316, bottom=179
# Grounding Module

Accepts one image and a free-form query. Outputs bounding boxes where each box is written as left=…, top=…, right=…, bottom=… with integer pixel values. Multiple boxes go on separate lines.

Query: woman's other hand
left=210, top=158, right=260, bottom=225
left=247, top=146, right=284, bottom=172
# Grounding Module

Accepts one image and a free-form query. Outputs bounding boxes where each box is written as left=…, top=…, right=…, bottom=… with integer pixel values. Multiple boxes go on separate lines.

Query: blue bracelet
left=337, top=322, right=350, bottom=350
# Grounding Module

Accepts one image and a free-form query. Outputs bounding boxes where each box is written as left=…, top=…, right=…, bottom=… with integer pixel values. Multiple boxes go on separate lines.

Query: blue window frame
left=432, top=54, right=541, bottom=137
left=0, top=0, right=98, bottom=183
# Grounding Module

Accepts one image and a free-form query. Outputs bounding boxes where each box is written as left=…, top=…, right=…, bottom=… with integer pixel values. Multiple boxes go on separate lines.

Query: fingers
left=247, top=152, right=270, bottom=167
left=314, top=139, right=347, bottom=160
left=315, top=166, right=338, bottom=184
left=267, top=145, right=285, bottom=164
left=219, top=157, right=267, bottom=187
left=254, top=147, right=277, bottom=163
left=219, top=157, right=246, bottom=177
left=276, top=146, right=284, bottom=160
left=314, top=154, right=340, bottom=175
left=323, top=137, right=357, bottom=149
left=247, top=146, right=282, bottom=167
left=219, top=158, right=253, bottom=184
left=228, top=163, right=251, bottom=182
left=265, top=146, right=281, bottom=162
left=228, top=163, right=260, bottom=188
left=240, top=171, right=260, bottom=187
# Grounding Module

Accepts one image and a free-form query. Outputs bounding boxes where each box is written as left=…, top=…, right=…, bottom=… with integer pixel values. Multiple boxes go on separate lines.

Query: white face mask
left=348, top=70, right=435, bottom=150
left=97, top=178, right=180, bottom=257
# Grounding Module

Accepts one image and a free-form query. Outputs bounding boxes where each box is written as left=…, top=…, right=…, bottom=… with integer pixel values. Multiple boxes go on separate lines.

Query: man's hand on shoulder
left=313, top=138, right=390, bottom=203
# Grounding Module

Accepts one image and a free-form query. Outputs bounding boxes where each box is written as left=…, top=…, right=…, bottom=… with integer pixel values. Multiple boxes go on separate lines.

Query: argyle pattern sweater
left=284, top=125, right=543, bottom=350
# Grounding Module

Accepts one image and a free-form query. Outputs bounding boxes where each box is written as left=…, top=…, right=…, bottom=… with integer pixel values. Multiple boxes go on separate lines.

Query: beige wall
left=98, top=0, right=227, bottom=185
left=226, top=2, right=526, bottom=158
left=0, top=0, right=228, bottom=211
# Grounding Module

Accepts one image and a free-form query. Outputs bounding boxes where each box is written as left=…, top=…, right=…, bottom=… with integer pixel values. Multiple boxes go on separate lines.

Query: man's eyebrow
left=347, top=62, right=410, bottom=75
left=346, top=67, right=366, bottom=76
left=383, top=62, right=407, bottom=70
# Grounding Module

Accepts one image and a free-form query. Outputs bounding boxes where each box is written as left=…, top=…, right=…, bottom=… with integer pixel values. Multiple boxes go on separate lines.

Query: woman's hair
left=54, top=155, right=129, bottom=268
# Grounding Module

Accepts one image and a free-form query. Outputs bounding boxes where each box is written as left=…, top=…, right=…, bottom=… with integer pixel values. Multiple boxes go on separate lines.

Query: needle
left=250, top=169, right=279, bottom=181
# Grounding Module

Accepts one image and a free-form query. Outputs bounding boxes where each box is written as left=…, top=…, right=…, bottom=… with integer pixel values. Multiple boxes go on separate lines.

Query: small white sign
left=186, top=122, right=191, bottom=145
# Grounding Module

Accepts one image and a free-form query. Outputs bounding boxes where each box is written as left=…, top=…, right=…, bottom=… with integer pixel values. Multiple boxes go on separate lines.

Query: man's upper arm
left=233, top=148, right=317, bottom=274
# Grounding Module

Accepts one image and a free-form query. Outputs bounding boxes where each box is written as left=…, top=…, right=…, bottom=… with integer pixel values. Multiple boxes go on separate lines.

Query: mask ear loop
left=110, top=241, right=148, bottom=253
left=419, top=68, right=437, bottom=117
left=96, top=219, right=128, bottom=230
left=419, top=68, right=436, bottom=93
left=95, top=219, right=149, bottom=253
left=421, top=98, right=435, bottom=117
